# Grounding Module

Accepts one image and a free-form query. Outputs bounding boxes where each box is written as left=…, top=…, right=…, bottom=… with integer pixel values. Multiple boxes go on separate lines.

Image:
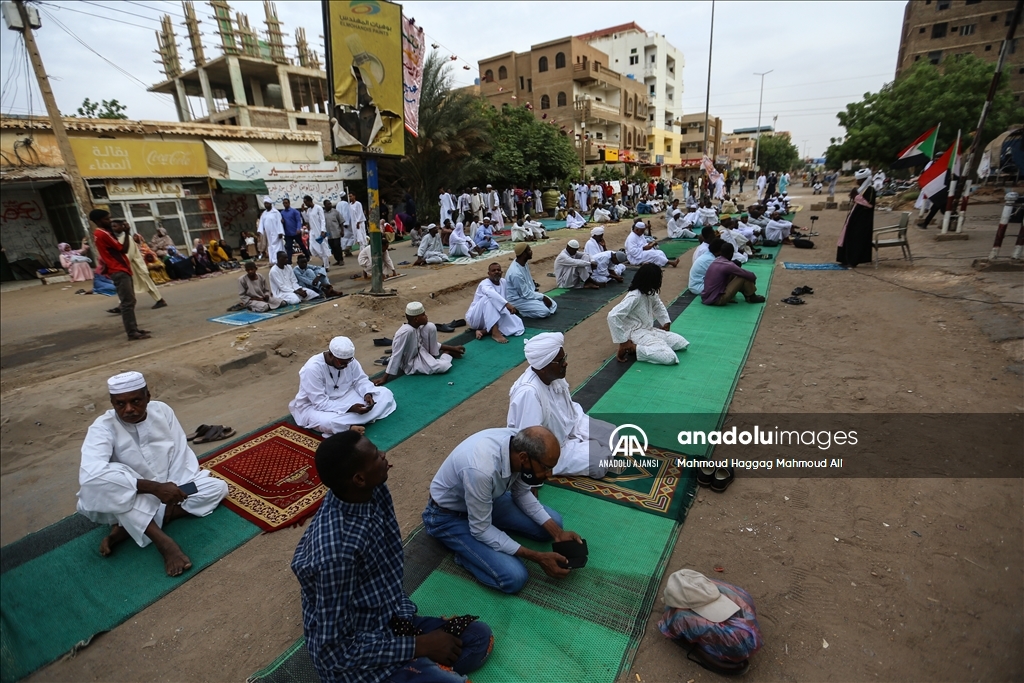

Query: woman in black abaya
left=836, top=168, right=876, bottom=267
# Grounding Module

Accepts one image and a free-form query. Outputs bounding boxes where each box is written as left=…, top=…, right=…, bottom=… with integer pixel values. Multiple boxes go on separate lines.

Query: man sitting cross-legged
left=607, top=263, right=690, bottom=365
left=505, top=243, right=557, bottom=319
left=554, top=240, right=600, bottom=289
left=423, top=426, right=584, bottom=594
left=375, top=302, right=465, bottom=386
left=689, top=238, right=724, bottom=296
left=565, top=208, right=587, bottom=230
left=270, top=251, right=320, bottom=304
left=238, top=261, right=285, bottom=312
left=289, top=336, right=397, bottom=437
left=292, top=430, right=495, bottom=683
left=294, top=254, right=343, bottom=298
left=625, top=221, right=680, bottom=268
left=590, top=249, right=627, bottom=286
left=473, top=217, right=500, bottom=252
left=77, top=371, right=228, bottom=577
left=465, top=262, right=525, bottom=344
left=507, top=332, right=614, bottom=479
left=700, top=243, right=766, bottom=306
left=413, top=224, right=447, bottom=266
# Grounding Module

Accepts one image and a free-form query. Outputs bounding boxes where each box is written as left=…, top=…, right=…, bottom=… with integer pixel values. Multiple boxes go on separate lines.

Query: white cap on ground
left=663, top=569, right=741, bottom=622
left=524, top=332, right=564, bottom=369
left=108, top=371, right=146, bottom=395
left=329, top=336, right=355, bottom=359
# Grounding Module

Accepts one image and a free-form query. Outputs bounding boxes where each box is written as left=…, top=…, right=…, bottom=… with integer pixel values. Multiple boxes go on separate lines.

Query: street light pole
left=702, top=0, right=715, bottom=157
left=753, top=70, right=772, bottom=172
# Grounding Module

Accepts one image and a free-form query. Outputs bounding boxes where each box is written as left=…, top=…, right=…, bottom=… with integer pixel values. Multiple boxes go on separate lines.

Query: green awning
left=217, top=179, right=269, bottom=194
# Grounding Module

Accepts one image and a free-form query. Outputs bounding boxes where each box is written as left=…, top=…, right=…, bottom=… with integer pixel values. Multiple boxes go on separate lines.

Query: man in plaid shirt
left=292, top=431, right=493, bottom=682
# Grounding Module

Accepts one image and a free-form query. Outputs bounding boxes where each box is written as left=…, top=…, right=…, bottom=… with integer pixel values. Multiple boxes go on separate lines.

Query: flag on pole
left=892, top=125, right=940, bottom=169
left=918, top=131, right=960, bottom=199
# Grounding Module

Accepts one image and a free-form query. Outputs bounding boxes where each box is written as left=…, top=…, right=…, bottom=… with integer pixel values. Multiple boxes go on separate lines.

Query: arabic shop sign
left=225, top=160, right=363, bottom=182
left=69, top=138, right=208, bottom=178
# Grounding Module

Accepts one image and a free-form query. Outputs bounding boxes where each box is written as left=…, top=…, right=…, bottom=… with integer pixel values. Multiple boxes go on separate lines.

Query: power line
left=35, top=1, right=158, bottom=31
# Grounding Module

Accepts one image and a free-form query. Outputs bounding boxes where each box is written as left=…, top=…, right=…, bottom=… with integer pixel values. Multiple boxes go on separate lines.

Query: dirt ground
left=2, top=181, right=1021, bottom=683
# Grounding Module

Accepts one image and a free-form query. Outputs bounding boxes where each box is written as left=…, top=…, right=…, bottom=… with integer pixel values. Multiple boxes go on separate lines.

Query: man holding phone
left=76, top=371, right=228, bottom=577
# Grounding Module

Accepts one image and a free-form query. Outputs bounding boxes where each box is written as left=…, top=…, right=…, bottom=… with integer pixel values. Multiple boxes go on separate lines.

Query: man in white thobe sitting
left=270, top=251, right=320, bottom=304
left=735, top=215, right=760, bottom=245
left=591, top=250, right=627, bottom=285
left=607, top=263, right=690, bottom=365
left=554, top=240, right=599, bottom=289
left=413, top=224, right=447, bottom=265
left=507, top=333, right=612, bottom=479
left=374, top=302, right=465, bottom=386
left=522, top=214, right=546, bottom=239
left=585, top=227, right=626, bottom=281
left=466, top=262, right=525, bottom=344
left=717, top=219, right=750, bottom=263
left=510, top=216, right=545, bottom=242
left=697, top=201, right=720, bottom=228
left=592, top=205, right=612, bottom=222
left=764, top=211, right=796, bottom=244
left=289, top=336, right=397, bottom=437
left=474, top=217, right=500, bottom=251
left=77, top=371, right=228, bottom=577
left=565, top=209, right=587, bottom=230
left=505, top=243, right=557, bottom=319
left=625, top=221, right=679, bottom=268
left=667, top=209, right=697, bottom=239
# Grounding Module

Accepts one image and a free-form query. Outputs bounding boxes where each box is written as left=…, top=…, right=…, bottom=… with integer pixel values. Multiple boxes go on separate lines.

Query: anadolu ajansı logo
left=608, top=423, right=648, bottom=462
left=350, top=0, right=381, bottom=14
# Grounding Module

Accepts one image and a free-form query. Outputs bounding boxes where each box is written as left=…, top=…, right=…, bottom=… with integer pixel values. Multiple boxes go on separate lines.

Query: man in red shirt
left=700, top=243, right=766, bottom=306
left=90, top=209, right=149, bottom=340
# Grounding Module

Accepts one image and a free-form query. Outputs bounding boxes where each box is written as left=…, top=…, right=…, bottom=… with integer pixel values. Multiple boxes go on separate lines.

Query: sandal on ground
left=711, top=467, right=735, bottom=493
left=799, top=286, right=814, bottom=295
left=436, top=324, right=456, bottom=333
left=781, top=296, right=805, bottom=305
left=448, top=319, right=466, bottom=328
left=696, top=467, right=715, bottom=487
left=194, top=425, right=236, bottom=444
left=373, top=358, right=389, bottom=366
left=187, top=424, right=212, bottom=441
left=373, top=337, right=393, bottom=347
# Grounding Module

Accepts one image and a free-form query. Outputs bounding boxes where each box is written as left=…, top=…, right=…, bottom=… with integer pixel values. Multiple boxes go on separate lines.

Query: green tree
left=756, top=134, right=800, bottom=173
left=378, top=52, right=492, bottom=213
left=827, top=55, right=1023, bottom=169
left=482, top=104, right=579, bottom=188
left=75, top=98, right=128, bottom=119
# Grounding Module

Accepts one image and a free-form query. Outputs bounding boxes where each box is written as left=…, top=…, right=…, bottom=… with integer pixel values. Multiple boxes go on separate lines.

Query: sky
left=0, top=1, right=907, bottom=158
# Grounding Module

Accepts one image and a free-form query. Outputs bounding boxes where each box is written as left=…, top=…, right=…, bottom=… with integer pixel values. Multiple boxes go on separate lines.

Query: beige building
left=479, top=37, right=650, bottom=172
left=677, top=113, right=723, bottom=171
left=896, top=0, right=1024, bottom=101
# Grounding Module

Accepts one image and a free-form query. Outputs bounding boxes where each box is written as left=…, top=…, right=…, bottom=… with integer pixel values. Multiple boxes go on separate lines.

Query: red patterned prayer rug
left=200, top=421, right=324, bottom=532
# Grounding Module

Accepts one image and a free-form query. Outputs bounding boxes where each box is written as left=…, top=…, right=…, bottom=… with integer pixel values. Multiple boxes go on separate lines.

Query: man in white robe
left=289, top=336, right=397, bottom=437
left=764, top=211, right=795, bottom=243
left=77, top=371, right=228, bottom=576
left=466, top=262, right=525, bottom=343
left=337, top=196, right=355, bottom=255
left=522, top=214, right=546, bottom=239
left=666, top=209, right=697, bottom=239
left=507, top=333, right=612, bottom=479
left=303, top=195, right=331, bottom=269
left=574, top=183, right=589, bottom=212
left=449, top=222, right=481, bottom=257
left=625, top=222, right=679, bottom=268
left=458, top=189, right=472, bottom=222
left=469, top=187, right=485, bottom=222
left=554, top=240, right=599, bottom=289
left=258, top=197, right=286, bottom=263
left=505, top=243, right=557, bottom=319
left=485, top=184, right=504, bottom=230
left=413, top=224, right=447, bottom=265
left=607, top=264, right=689, bottom=365
left=511, top=216, right=545, bottom=242
left=439, top=188, right=456, bottom=224
left=375, top=302, right=465, bottom=386
left=585, top=227, right=625, bottom=279
left=591, top=250, right=627, bottom=285
left=756, top=173, right=767, bottom=201
left=565, top=209, right=587, bottom=230
left=348, top=192, right=368, bottom=247
left=269, top=251, right=320, bottom=304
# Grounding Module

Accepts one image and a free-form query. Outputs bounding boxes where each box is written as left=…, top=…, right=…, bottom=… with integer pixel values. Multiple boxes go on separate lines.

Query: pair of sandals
left=782, top=285, right=814, bottom=306
left=436, top=318, right=466, bottom=333
left=372, top=349, right=394, bottom=366
left=697, top=466, right=734, bottom=493
left=186, top=424, right=236, bottom=444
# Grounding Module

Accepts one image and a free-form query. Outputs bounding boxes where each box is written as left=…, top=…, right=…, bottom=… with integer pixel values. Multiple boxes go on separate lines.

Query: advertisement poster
left=326, top=0, right=405, bottom=157
left=402, top=15, right=425, bottom=137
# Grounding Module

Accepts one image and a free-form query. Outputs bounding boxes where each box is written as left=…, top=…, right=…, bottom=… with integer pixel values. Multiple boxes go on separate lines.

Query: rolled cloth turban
left=108, top=371, right=146, bottom=394
left=262, top=196, right=273, bottom=204
left=524, top=332, right=564, bottom=369
left=854, top=169, right=871, bottom=180
left=329, top=336, right=355, bottom=359
left=590, top=226, right=605, bottom=236
left=567, top=239, right=580, bottom=249
left=514, top=242, right=529, bottom=256
left=406, top=301, right=425, bottom=316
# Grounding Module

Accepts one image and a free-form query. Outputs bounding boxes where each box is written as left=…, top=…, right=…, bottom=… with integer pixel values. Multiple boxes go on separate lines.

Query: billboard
left=69, top=139, right=208, bottom=178
left=325, top=0, right=405, bottom=157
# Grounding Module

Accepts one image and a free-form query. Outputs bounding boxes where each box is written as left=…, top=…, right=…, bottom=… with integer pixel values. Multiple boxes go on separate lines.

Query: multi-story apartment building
left=579, top=23, right=685, bottom=176
left=895, top=0, right=1024, bottom=101
left=478, top=37, right=650, bottom=175
left=678, top=113, right=723, bottom=170
left=721, top=126, right=774, bottom=171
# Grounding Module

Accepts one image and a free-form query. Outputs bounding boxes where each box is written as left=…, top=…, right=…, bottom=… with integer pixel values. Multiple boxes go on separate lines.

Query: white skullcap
left=406, top=301, right=425, bottom=316
left=590, top=226, right=605, bottom=236
left=426, top=223, right=438, bottom=230
left=567, top=239, right=580, bottom=249
left=633, top=221, right=646, bottom=230
left=854, top=168, right=872, bottom=180
left=524, top=332, right=564, bottom=369
left=329, top=336, right=355, bottom=359
left=262, top=196, right=273, bottom=204
left=108, top=371, right=146, bottom=395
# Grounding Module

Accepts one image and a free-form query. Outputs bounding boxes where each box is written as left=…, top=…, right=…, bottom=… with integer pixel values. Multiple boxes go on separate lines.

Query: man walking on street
left=90, top=209, right=149, bottom=341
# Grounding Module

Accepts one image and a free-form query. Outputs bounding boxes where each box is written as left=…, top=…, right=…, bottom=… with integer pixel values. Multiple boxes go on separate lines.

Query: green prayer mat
left=524, top=280, right=627, bottom=332
left=248, top=487, right=680, bottom=683
left=658, top=239, right=699, bottom=259
left=0, top=507, right=259, bottom=683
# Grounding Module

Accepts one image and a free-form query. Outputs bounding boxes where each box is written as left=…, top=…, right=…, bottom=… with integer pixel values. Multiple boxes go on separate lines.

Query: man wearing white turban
left=77, top=371, right=228, bottom=576
left=289, top=337, right=397, bottom=436
left=625, top=221, right=679, bottom=268
left=667, top=209, right=697, bottom=239
left=554, top=240, right=599, bottom=289
left=375, top=302, right=465, bottom=386
left=465, top=262, right=524, bottom=343
left=507, top=333, right=614, bottom=478
left=258, top=197, right=286, bottom=263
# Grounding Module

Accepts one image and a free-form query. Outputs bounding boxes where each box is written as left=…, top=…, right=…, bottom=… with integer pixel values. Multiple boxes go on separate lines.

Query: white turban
left=567, top=239, right=580, bottom=249
left=329, top=336, right=355, bottom=359
left=262, top=196, right=273, bottom=204
left=854, top=168, right=871, bottom=181
left=590, top=226, right=604, bottom=236
left=524, top=332, right=564, bottom=369
left=406, top=301, right=425, bottom=316
left=108, top=371, right=146, bottom=394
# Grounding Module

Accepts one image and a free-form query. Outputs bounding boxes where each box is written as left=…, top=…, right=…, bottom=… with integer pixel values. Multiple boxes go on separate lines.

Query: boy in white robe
left=625, top=222, right=679, bottom=268
left=356, top=239, right=398, bottom=279
left=413, top=224, right=448, bottom=265
left=375, top=302, right=465, bottom=386
left=554, top=240, right=599, bottom=289
left=607, top=264, right=689, bottom=365
left=466, top=262, right=525, bottom=343
left=591, top=250, right=627, bottom=285
left=270, top=251, right=320, bottom=304
left=289, top=336, right=397, bottom=437
left=77, top=371, right=228, bottom=576
left=585, top=227, right=626, bottom=279
left=507, top=333, right=612, bottom=479
left=303, top=196, right=331, bottom=269
left=469, top=187, right=484, bottom=222
left=505, top=243, right=557, bottom=319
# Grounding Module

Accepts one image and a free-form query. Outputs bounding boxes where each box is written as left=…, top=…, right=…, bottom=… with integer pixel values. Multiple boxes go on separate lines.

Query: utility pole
left=702, top=0, right=715, bottom=157
left=753, top=70, right=772, bottom=172
left=13, top=0, right=95, bottom=239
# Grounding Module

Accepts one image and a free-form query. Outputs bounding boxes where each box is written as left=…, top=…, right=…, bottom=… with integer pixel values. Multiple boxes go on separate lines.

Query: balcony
left=575, top=97, right=620, bottom=122
left=577, top=140, right=620, bottom=162
left=573, top=61, right=621, bottom=88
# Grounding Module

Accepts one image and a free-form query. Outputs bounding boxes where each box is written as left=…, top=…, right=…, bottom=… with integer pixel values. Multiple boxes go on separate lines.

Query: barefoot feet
left=99, top=524, right=130, bottom=557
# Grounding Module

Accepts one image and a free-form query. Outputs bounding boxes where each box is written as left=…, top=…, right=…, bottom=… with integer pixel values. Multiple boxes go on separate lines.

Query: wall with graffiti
left=1, top=189, right=59, bottom=265
left=214, top=193, right=259, bottom=249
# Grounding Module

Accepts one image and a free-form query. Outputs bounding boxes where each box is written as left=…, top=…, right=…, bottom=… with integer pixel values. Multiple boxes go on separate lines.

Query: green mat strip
left=658, top=238, right=699, bottom=259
